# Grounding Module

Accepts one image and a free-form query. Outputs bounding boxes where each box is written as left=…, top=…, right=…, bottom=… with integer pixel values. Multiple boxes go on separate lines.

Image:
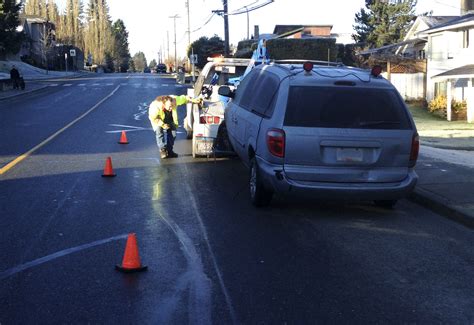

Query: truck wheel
left=249, top=158, right=273, bottom=207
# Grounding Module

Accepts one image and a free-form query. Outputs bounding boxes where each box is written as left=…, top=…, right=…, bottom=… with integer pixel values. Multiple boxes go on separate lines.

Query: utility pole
left=213, top=1, right=230, bottom=56
left=223, top=0, right=230, bottom=56
left=167, top=31, right=170, bottom=65
left=169, top=15, right=180, bottom=73
left=185, top=0, right=191, bottom=48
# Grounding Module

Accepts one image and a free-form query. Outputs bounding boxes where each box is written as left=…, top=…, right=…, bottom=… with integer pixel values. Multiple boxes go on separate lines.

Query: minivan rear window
left=284, top=86, right=412, bottom=129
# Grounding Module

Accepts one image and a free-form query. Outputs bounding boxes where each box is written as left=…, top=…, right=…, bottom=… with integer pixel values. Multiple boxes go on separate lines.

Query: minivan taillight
left=267, top=129, right=285, bottom=158
left=409, top=134, right=419, bottom=167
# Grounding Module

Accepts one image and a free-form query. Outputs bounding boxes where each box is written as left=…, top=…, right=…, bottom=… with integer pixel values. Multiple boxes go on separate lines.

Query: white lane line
left=78, top=84, right=86, bottom=87
left=92, top=83, right=101, bottom=86
left=162, top=84, right=169, bottom=87
left=120, top=83, right=128, bottom=86
left=0, top=85, right=121, bottom=175
left=181, top=164, right=238, bottom=325
left=106, top=83, right=114, bottom=86
left=48, top=84, right=59, bottom=87
left=0, top=234, right=128, bottom=280
left=63, top=84, right=72, bottom=87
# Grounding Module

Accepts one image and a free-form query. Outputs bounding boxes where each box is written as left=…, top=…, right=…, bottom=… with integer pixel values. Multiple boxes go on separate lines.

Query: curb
left=408, top=187, right=474, bottom=229
left=0, top=85, right=49, bottom=101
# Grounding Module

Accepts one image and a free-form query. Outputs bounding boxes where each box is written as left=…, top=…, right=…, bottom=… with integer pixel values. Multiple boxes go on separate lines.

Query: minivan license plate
left=336, top=148, right=363, bottom=162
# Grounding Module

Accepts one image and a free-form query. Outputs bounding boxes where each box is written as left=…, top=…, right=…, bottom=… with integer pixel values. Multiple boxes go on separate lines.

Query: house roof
left=273, top=25, right=333, bottom=35
left=423, top=13, right=474, bottom=34
left=359, top=38, right=425, bottom=55
left=420, top=16, right=459, bottom=28
left=432, top=64, right=474, bottom=79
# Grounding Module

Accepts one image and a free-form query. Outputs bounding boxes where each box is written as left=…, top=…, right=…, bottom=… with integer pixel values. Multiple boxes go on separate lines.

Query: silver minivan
left=219, top=62, right=419, bottom=207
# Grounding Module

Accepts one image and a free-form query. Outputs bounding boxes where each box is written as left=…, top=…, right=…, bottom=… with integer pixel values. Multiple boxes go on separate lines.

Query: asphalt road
left=0, top=74, right=473, bottom=324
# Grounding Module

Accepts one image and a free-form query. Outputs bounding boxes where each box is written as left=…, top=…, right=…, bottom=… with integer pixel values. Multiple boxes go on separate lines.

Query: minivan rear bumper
left=256, top=156, right=418, bottom=200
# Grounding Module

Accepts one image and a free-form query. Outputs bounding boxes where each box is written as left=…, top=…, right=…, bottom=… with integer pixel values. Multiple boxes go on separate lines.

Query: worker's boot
left=160, top=149, right=168, bottom=159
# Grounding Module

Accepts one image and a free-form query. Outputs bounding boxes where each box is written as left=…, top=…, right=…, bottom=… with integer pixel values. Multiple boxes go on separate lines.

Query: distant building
left=18, top=16, right=56, bottom=68
left=273, top=25, right=354, bottom=45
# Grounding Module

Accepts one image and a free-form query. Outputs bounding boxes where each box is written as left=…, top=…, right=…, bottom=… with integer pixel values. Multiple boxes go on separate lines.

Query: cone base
left=115, top=264, right=148, bottom=273
left=102, top=174, right=116, bottom=177
left=118, top=141, right=129, bottom=144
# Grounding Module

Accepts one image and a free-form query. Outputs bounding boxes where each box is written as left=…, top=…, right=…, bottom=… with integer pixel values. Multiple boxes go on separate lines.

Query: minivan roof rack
left=207, top=57, right=251, bottom=64
left=272, top=59, right=344, bottom=67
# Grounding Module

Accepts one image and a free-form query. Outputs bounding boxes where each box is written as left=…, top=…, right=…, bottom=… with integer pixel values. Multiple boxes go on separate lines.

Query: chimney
left=254, top=25, right=260, bottom=40
left=461, top=0, right=474, bottom=14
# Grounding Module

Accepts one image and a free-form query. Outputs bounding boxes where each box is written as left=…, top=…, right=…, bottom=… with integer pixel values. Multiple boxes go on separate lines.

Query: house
left=272, top=25, right=353, bottom=45
left=420, top=13, right=474, bottom=122
left=19, top=16, right=56, bottom=67
left=396, top=16, right=458, bottom=59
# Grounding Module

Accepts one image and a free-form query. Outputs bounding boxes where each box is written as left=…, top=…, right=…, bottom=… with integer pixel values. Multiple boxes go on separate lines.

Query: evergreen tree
left=0, top=0, right=24, bottom=57
left=46, top=0, right=59, bottom=22
left=84, top=0, right=113, bottom=65
left=132, top=52, right=147, bottom=72
left=39, top=0, right=47, bottom=19
left=24, top=0, right=40, bottom=16
left=149, top=59, right=157, bottom=69
left=187, top=35, right=225, bottom=69
left=353, top=0, right=417, bottom=48
left=112, top=19, right=131, bottom=72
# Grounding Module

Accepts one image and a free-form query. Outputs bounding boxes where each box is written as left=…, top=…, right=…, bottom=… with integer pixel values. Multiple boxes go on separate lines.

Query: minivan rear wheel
left=374, top=200, right=397, bottom=209
left=249, top=158, right=273, bottom=207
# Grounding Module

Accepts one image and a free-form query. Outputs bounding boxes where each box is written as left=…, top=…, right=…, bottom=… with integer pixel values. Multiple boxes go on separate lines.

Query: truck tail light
left=267, top=128, right=285, bottom=158
left=409, top=134, right=419, bottom=167
left=199, top=116, right=221, bottom=124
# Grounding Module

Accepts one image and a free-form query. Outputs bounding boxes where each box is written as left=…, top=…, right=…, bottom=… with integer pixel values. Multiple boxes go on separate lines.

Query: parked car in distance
left=184, top=57, right=250, bottom=157
left=219, top=62, right=419, bottom=207
left=155, top=63, right=167, bottom=73
left=143, top=67, right=151, bottom=73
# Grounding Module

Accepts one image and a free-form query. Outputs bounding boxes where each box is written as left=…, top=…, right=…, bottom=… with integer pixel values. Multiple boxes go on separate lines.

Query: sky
left=58, top=0, right=462, bottom=64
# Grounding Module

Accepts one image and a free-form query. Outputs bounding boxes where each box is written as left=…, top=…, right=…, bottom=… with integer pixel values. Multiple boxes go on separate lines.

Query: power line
left=226, top=0, right=274, bottom=16
left=230, top=0, right=261, bottom=14
left=192, top=13, right=216, bottom=33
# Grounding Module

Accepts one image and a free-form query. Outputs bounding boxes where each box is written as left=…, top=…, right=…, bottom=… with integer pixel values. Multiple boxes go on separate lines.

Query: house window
left=463, top=30, right=470, bottom=48
left=418, top=50, right=425, bottom=59
left=434, top=81, right=447, bottom=97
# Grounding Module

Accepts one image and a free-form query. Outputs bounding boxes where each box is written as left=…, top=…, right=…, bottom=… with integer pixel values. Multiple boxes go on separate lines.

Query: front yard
left=408, top=105, right=474, bottom=149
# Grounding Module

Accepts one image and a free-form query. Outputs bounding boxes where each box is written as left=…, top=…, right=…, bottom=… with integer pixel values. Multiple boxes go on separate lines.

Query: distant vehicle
left=155, top=64, right=167, bottom=73
left=183, top=57, right=250, bottom=157
left=219, top=61, right=419, bottom=207
left=143, top=67, right=151, bottom=73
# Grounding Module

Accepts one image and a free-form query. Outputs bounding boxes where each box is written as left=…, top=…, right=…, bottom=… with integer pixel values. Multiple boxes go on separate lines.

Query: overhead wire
left=192, top=12, right=216, bottom=33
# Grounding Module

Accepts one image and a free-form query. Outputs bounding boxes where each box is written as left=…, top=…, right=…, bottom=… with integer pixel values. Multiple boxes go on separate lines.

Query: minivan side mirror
left=218, top=86, right=234, bottom=98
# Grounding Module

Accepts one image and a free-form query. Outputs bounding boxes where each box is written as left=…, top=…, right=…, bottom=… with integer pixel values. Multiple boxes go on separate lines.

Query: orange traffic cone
left=118, top=131, right=129, bottom=144
left=115, top=233, right=148, bottom=273
left=102, top=156, right=116, bottom=177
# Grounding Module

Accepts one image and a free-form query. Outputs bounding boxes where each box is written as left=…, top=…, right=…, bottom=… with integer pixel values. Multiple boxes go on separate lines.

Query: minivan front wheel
left=249, top=158, right=273, bottom=207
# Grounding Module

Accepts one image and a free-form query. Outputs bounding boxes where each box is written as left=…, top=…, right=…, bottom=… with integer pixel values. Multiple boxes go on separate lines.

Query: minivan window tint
left=240, top=70, right=280, bottom=117
left=233, top=70, right=258, bottom=106
left=284, top=86, right=412, bottom=129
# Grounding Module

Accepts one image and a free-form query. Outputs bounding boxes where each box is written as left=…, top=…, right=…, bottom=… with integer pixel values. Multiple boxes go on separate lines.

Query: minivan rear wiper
left=358, top=121, right=400, bottom=127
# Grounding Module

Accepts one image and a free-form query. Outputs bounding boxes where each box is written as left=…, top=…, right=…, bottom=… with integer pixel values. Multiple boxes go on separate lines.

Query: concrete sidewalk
left=0, top=81, right=49, bottom=101
left=410, top=132, right=474, bottom=229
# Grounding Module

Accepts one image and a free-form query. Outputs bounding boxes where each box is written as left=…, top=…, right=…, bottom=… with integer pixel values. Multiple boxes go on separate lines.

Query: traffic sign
left=70, top=49, right=76, bottom=57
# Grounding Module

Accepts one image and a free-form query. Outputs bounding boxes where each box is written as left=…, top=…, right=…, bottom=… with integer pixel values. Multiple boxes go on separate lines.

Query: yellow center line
left=0, top=85, right=121, bottom=175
